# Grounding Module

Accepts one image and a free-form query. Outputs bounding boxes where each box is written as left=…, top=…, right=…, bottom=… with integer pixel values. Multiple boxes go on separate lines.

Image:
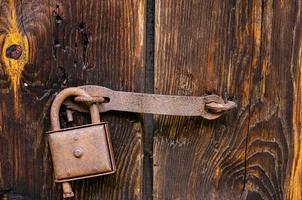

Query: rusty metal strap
left=63, top=85, right=237, bottom=120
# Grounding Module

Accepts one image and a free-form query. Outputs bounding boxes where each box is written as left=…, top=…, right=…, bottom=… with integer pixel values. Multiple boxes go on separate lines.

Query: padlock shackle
left=50, top=87, right=100, bottom=131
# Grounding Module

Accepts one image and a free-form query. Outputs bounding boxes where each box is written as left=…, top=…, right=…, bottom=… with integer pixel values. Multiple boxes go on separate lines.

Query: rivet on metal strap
left=73, top=147, right=84, bottom=158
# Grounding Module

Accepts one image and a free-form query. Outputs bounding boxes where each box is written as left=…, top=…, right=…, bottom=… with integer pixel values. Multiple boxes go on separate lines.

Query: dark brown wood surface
left=154, top=0, right=302, bottom=200
left=1, top=0, right=302, bottom=200
left=0, top=0, right=145, bottom=199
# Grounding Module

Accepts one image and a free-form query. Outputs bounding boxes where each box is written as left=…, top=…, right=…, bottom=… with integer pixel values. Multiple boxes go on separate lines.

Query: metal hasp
left=47, top=86, right=236, bottom=198
left=47, top=87, right=116, bottom=198
left=64, top=85, right=237, bottom=120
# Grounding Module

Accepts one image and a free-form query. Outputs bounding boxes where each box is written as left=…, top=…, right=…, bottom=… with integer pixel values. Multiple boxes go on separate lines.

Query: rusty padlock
left=47, top=87, right=116, bottom=198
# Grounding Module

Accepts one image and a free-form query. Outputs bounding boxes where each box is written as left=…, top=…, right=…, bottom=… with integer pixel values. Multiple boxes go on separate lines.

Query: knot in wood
left=5, top=44, right=23, bottom=60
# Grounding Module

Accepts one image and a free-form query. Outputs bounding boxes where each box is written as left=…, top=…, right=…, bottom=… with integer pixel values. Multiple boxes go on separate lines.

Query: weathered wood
left=1, top=0, right=302, bottom=199
left=0, top=0, right=145, bottom=199
left=154, top=0, right=302, bottom=199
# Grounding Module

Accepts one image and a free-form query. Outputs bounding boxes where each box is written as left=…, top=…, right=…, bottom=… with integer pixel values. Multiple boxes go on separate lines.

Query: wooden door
left=0, top=0, right=301, bottom=199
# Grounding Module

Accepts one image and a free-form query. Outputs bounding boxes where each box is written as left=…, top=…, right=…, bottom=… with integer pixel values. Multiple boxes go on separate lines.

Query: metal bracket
left=63, top=85, right=237, bottom=120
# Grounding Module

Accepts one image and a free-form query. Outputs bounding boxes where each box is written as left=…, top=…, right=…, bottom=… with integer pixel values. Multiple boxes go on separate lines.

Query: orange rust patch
left=1, top=0, right=29, bottom=117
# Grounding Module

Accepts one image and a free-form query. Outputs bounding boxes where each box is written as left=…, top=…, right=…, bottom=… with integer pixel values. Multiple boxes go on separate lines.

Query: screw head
left=73, top=147, right=84, bottom=158
left=73, top=135, right=79, bottom=141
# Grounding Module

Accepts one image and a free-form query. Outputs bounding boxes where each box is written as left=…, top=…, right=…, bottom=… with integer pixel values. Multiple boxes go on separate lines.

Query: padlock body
left=48, top=122, right=116, bottom=182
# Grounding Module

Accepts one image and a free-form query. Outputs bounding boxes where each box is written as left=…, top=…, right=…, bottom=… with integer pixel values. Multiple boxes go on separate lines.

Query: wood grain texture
left=154, top=0, right=301, bottom=199
left=0, top=0, right=145, bottom=199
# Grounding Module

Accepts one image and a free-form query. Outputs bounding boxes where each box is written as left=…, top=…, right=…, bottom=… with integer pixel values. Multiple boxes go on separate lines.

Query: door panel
left=154, top=0, right=301, bottom=199
left=0, top=0, right=145, bottom=199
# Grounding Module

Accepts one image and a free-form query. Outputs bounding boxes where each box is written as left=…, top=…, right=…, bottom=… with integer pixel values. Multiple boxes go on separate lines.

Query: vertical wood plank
left=0, top=0, right=145, bottom=199
left=154, top=0, right=301, bottom=199
left=288, top=1, right=302, bottom=198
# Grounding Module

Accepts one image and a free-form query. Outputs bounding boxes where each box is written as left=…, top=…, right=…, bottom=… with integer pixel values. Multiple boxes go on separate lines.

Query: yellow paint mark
left=1, top=0, right=29, bottom=117
left=289, top=41, right=302, bottom=200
